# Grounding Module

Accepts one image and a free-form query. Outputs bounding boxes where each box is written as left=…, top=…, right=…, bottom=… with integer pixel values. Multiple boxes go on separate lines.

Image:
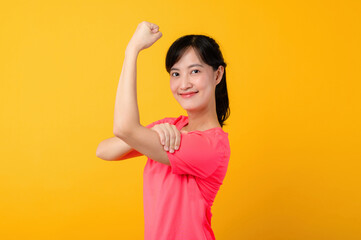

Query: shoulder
left=187, top=127, right=228, bottom=141
left=195, top=129, right=230, bottom=160
left=145, top=115, right=183, bottom=128
left=183, top=128, right=229, bottom=155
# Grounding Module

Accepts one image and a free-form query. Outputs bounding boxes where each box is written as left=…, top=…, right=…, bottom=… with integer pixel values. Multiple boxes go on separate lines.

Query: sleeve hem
left=166, top=151, right=179, bottom=174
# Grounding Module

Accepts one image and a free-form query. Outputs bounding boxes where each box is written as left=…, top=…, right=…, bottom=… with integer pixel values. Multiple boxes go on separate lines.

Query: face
left=169, top=47, right=224, bottom=112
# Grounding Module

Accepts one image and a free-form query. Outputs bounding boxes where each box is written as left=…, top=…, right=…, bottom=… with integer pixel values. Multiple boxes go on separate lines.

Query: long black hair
left=165, top=34, right=230, bottom=128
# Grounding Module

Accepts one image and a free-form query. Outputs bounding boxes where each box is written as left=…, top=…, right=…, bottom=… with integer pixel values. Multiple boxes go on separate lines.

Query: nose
left=179, top=74, right=193, bottom=90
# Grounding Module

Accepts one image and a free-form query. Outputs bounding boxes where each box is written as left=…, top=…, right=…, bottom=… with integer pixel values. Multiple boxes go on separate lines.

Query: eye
left=191, top=69, right=200, bottom=74
left=171, top=72, right=179, bottom=77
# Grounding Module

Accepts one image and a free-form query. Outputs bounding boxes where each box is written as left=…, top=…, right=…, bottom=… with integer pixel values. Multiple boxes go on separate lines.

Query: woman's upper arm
left=96, top=136, right=143, bottom=161
left=115, top=125, right=171, bottom=166
left=97, top=117, right=171, bottom=161
left=166, top=131, right=224, bottom=178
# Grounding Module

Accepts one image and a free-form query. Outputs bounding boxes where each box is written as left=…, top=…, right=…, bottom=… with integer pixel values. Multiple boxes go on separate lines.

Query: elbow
left=114, top=121, right=140, bottom=138
left=113, top=127, right=127, bottom=139
left=96, top=142, right=112, bottom=161
left=96, top=144, right=106, bottom=160
left=96, top=151, right=103, bottom=159
left=113, top=120, right=129, bottom=138
left=96, top=150, right=112, bottom=161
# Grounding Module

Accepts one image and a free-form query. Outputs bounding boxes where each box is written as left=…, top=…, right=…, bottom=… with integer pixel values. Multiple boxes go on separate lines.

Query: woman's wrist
left=125, top=43, right=141, bottom=56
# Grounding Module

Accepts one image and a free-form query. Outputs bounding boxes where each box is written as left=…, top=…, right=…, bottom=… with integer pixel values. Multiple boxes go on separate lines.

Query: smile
left=180, top=92, right=198, bottom=98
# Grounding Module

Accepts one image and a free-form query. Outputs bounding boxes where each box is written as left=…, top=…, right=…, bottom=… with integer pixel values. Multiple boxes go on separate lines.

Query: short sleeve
left=166, top=131, right=224, bottom=179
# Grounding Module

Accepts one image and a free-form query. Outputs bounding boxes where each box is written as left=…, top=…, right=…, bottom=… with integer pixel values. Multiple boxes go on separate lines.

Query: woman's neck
left=183, top=108, right=220, bottom=132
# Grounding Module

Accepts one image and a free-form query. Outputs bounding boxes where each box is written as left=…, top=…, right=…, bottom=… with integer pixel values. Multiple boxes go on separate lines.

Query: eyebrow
left=170, top=64, right=204, bottom=71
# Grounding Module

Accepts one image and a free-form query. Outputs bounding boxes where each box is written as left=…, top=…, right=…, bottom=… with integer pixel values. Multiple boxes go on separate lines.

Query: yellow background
left=1, top=0, right=360, bottom=239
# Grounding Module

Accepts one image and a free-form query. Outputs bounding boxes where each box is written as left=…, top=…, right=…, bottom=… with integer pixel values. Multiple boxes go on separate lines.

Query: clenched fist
left=127, top=21, right=162, bottom=53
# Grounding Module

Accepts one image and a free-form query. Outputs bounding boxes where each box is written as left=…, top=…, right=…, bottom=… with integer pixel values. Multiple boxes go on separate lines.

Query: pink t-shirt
left=144, top=115, right=231, bottom=240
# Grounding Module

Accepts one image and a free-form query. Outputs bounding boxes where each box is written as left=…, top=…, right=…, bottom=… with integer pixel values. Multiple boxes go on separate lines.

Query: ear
left=215, top=65, right=224, bottom=86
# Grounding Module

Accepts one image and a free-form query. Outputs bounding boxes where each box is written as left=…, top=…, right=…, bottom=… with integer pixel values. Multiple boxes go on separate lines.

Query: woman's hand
left=126, top=21, right=162, bottom=53
left=151, top=123, right=188, bottom=153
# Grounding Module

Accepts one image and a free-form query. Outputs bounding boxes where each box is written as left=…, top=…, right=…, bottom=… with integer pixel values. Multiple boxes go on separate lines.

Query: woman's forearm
left=113, top=45, right=141, bottom=136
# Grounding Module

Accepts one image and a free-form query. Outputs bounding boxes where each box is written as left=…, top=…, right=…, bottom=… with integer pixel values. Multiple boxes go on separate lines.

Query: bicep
left=115, top=125, right=170, bottom=165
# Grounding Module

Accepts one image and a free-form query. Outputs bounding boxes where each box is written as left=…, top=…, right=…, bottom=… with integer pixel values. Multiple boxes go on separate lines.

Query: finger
left=151, top=24, right=159, bottom=32
left=176, top=127, right=181, bottom=150
left=149, top=24, right=161, bottom=38
left=162, top=124, right=170, bottom=151
left=167, top=125, right=176, bottom=153
left=152, top=125, right=165, bottom=145
left=158, top=128, right=166, bottom=146
left=171, top=125, right=181, bottom=151
left=155, top=31, right=162, bottom=39
left=152, top=26, right=159, bottom=33
left=146, top=22, right=157, bottom=32
left=158, top=125, right=167, bottom=146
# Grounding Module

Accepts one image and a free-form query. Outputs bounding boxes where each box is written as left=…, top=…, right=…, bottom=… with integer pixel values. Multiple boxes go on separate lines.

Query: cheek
left=197, top=78, right=216, bottom=98
left=169, top=81, right=177, bottom=94
left=196, top=76, right=211, bottom=90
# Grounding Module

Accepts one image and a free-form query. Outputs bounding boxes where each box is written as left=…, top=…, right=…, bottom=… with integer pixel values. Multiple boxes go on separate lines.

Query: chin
left=179, top=103, right=202, bottom=112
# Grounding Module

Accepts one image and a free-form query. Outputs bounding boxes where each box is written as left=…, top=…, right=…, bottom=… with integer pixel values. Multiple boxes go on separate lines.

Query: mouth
left=179, top=91, right=198, bottom=98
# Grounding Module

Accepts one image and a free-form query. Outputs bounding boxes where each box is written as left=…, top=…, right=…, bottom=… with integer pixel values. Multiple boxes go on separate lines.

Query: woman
left=96, top=21, right=230, bottom=240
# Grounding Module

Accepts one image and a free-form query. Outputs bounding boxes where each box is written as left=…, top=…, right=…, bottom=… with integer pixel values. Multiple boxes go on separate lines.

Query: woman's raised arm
left=113, top=21, right=162, bottom=134
left=107, top=21, right=172, bottom=166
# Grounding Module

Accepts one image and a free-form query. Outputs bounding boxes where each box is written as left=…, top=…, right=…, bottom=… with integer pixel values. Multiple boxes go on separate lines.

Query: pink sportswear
left=144, top=115, right=231, bottom=240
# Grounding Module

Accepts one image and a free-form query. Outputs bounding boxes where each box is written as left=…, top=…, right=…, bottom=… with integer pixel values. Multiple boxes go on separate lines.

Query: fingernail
left=175, top=146, right=179, bottom=150
left=165, top=146, right=168, bottom=151
left=170, top=149, right=174, bottom=153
